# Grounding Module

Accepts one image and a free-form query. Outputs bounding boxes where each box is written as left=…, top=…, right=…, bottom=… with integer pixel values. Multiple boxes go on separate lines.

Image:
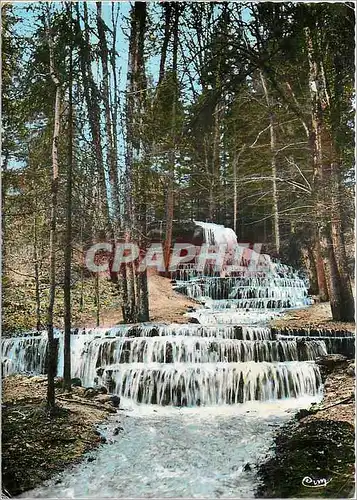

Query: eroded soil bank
left=271, top=302, right=355, bottom=333
left=2, top=375, right=120, bottom=496
left=256, top=356, right=355, bottom=498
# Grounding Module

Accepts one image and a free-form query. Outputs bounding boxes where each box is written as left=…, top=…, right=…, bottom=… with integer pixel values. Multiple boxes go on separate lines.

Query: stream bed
left=20, top=396, right=319, bottom=498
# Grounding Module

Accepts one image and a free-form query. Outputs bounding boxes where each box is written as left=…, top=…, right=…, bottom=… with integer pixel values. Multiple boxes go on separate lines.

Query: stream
left=19, top=396, right=319, bottom=498
left=5, top=222, right=328, bottom=498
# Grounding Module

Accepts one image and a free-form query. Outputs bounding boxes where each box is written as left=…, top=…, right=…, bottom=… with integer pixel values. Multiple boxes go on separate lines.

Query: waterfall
left=2, top=325, right=325, bottom=405
left=101, top=361, right=321, bottom=406
left=193, top=220, right=238, bottom=248
left=2, top=222, right=332, bottom=407
left=2, top=335, right=48, bottom=376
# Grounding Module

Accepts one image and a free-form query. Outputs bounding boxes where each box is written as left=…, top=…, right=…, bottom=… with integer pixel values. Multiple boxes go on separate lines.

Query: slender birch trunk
left=163, top=4, right=180, bottom=275
left=63, top=3, right=73, bottom=391
left=260, top=71, right=280, bottom=255
left=33, top=207, right=41, bottom=331
left=46, top=6, right=61, bottom=411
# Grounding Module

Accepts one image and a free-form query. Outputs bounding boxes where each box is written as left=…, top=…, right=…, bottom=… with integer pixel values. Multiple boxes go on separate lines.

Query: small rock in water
left=96, top=386, right=108, bottom=394
left=110, top=395, right=121, bottom=408
left=87, top=456, right=96, bottom=462
left=113, top=426, right=124, bottom=435
left=243, top=463, right=252, bottom=471
left=71, top=377, right=82, bottom=387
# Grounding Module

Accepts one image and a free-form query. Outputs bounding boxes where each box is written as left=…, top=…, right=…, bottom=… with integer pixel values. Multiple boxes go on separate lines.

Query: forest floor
left=256, top=357, right=355, bottom=498
left=271, top=301, right=355, bottom=333
left=2, top=375, right=120, bottom=496
left=77, top=273, right=197, bottom=328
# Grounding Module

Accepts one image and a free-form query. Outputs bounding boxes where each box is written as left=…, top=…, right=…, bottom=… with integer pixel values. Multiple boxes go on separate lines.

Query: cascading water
left=2, top=222, right=323, bottom=405
left=3, top=222, right=335, bottom=497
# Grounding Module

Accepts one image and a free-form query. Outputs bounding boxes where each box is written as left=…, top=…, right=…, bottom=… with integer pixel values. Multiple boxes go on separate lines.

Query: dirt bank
left=271, top=302, right=355, bottom=333
left=77, top=273, right=197, bottom=328
left=256, top=357, right=355, bottom=498
left=2, top=375, right=120, bottom=496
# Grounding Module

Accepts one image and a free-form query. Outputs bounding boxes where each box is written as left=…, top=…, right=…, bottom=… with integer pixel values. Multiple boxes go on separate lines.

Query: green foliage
left=2, top=276, right=119, bottom=335
left=2, top=2, right=355, bottom=332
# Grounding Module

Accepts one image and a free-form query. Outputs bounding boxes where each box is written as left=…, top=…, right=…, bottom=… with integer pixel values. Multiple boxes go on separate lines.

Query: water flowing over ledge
left=4, top=221, right=347, bottom=498
left=0, top=221, right=334, bottom=407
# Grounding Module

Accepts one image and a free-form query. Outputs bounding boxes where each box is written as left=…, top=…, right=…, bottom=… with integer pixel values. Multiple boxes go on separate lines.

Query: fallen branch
left=315, top=396, right=354, bottom=413
left=56, top=396, right=116, bottom=413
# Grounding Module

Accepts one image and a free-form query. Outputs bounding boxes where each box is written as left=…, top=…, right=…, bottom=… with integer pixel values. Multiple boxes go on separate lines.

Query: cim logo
left=302, top=476, right=332, bottom=488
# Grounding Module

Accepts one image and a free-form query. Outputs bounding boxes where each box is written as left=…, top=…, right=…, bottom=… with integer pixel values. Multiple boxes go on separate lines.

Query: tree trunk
left=76, top=3, right=110, bottom=233
left=211, top=101, right=221, bottom=221
left=96, top=2, right=121, bottom=228
left=136, top=272, right=149, bottom=322
left=305, top=26, right=346, bottom=321
left=124, top=2, right=149, bottom=322
left=63, top=7, right=73, bottom=391
left=312, top=238, right=329, bottom=302
left=330, top=161, right=354, bottom=321
left=320, top=229, right=343, bottom=321
left=301, top=246, right=318, bottom=296
left=163, top=4, right=180, bottom=275
left=164, top=177, right=174, bottom=274
left=260, top=71, right=280, bottom=255
left=33, top=209, right=41, bottom=331
left=77, top=3, right=129, bottom=319
left=232, top=144, right=245, bottom=236
left=233, top=155, right=238, bottom=235
left=94, top=273, right=100, bottom=327
left=46, top=6, right=61, bottom=412
left=158, top=4, right=172, bottom=86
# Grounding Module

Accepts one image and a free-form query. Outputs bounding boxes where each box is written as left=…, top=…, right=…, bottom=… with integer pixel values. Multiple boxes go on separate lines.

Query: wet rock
left=87, top=456, right=96, bottom=463
left=347, top=362, right=355, bottom=377
left=188, top=317, right=200, bottom=324
left=113, top=426, right=124, bottom=435
left=54, top=377, right=64, bottom=388
left=295, top=408, right=317, bottom=420
left=84, top=388, right=97, bottom=399
left=110, top=395, right=120, bottom=408
left=105, top=370, right=116, bottom=394
left=71, top=378, right=82, bottom=387
left=93, top=428, right=107, bottom=443
left=243, top=463, right=252, bottom=471
left=95, top=385, right=108, bottom=394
